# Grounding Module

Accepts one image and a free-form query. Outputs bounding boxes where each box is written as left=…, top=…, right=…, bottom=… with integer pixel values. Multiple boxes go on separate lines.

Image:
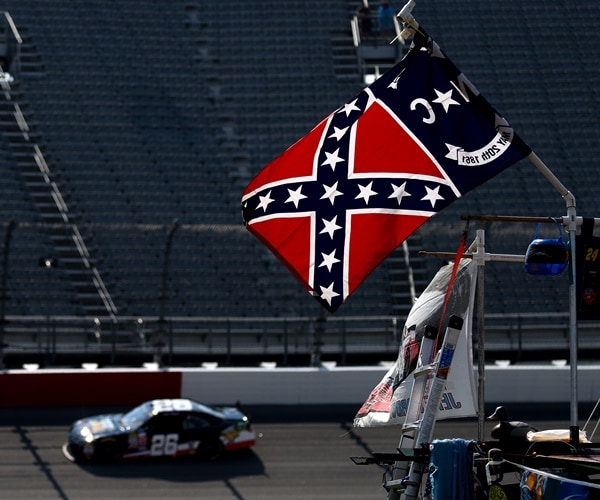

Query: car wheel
left=197, top=440, right=224, bottom=461
left=96, top=441, right=121, bottom=463
left=62, top=443, right=82, bottom=463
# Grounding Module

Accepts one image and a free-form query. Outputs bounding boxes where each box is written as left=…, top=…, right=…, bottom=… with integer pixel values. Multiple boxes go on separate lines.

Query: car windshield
left=120, top=402, right=153, bottom=430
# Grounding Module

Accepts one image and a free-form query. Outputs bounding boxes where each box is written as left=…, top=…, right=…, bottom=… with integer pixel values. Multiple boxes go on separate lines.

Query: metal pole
left=420, top=250, right=524, bottom=263
left=311, top=307, right=325, bottom=367
left=167, top=320, right=173, bottom=366
left=226, top=319, right=231, bottom=366
left=528, top=152, right=579, bottom=437
left=111, top=320, right=116, bottom=365
left=567, top=220, right=579, bottom=440
left=341, top=319, right=347, bottom=366
left=0, top=220, right=15, bottom=370
left=474, top=230, right=486, bottom=442
left=283, top=320, right=288, bottom=366
left=156, top=218, right=179, bottom=367
left=462, top=214, right=567, bottom=224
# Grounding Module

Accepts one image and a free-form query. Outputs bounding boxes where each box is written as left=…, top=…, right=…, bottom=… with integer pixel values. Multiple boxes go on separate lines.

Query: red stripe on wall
left=0, top=370, right=182, bottom=407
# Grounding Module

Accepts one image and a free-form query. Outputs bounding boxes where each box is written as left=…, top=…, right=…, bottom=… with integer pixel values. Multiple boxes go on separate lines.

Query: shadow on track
left=15, top=424, right=70, bottom=500
left=73, top=449, right=265, bottom=482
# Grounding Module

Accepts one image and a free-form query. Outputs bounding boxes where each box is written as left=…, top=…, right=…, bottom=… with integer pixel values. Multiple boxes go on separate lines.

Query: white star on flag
left=321, top=181, right=343, bottom=205
left=321, top=148, right=344, bottom=171
left=256, top=190, right=274, bottom=212
left=355, top=181, right=378, bottom=205
left=285, top=185, right=307, bottom=208
left=421, top=185, right=444, bottom=207
left=339, top=99, right=361, bottom=117
left=389, top=182, right=411, bottom=206
left=320, top=216, right=342, bottom=239
left=319, top=250, right=340, bottom=272
left=328, top=126, right=349, bottom=141
left=432, top=88, right=459, bottom=112
left=319, top=282, right=340, bottom=306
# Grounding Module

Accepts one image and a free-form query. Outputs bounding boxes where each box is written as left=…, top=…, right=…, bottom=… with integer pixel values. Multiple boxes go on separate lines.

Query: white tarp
left=354, top=259, right=478, bottom=427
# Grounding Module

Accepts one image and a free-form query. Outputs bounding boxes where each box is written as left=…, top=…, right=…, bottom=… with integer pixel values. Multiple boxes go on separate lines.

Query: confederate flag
left=241, top=31, right=530, bottom=313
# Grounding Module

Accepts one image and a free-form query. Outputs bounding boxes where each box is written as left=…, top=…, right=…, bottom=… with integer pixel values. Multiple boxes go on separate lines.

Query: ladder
left=385, top=315, right=464, bottom=500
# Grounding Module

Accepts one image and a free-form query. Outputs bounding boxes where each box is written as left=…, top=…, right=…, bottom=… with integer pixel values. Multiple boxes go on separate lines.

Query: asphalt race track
left=0, top=406, right=576, bottom=500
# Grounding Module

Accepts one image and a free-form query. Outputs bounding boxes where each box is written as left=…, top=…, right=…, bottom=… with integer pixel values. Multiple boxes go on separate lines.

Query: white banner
left=354, top=259, right=478, bottom=427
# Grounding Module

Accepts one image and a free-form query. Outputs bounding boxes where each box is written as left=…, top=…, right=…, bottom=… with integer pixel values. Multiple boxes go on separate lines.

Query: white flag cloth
left=354, top=259, right=478, bottom=427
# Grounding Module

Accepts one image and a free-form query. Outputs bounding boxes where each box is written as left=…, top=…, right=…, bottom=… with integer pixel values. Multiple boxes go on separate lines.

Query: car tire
left=96, top=441, right=121, bottom=463
left=62, top=443, right=81, bottom=463
left=197, top=440, right=224, bottom=461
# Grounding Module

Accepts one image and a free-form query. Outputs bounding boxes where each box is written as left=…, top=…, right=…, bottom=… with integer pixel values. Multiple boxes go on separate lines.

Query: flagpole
left=527, top=152, right=579, bottom=441
left=397, top=0, right=580, bottom=436
left=474, top=230, right=486, bottom=443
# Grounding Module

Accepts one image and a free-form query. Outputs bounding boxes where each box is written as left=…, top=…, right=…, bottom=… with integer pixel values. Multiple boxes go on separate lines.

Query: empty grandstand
left=0, top=0, right=597, bottom=368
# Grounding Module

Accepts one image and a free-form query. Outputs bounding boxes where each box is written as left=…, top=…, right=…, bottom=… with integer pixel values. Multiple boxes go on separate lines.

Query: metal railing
left=0, top=314, right=401, bottom=368
left=483, top=312, right=600, bottom=362
left=1, top=312, right=597, bottom=368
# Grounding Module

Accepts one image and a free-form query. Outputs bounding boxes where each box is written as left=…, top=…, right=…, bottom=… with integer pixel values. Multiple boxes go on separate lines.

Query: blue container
left=524, top=220, right=569, bottom=276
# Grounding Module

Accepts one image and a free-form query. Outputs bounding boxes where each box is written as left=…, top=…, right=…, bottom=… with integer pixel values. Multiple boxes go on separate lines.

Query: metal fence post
left=311, top=309, right=325, bottom=367
left=156, top=219, right=179, bottom=367
left=0, top=220, right=15, bottom=370
left=283, top=319, right=289, bottom=366
left=226, top=319, right=231, bottom=366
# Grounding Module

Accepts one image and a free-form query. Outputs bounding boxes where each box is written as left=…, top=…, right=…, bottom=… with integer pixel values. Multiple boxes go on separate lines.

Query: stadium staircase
left=183, top=2, right=252, bottom=195
left=331, top=26, right=361, bottom=81
left=0, top=16, right=117, bottom=319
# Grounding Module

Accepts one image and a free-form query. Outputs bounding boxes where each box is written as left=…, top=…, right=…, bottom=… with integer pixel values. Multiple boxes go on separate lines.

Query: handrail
left=2, top=11, right=21, bottom=76
left=3, top=12, right=22, bottom=44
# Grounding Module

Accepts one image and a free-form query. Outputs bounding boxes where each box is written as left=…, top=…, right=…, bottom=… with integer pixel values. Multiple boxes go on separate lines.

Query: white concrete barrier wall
left=2, top=364, right=598, bottom=407
left=483, top=365, right=600, bottom=404
left=180, top=365, right=600, bottom=406
left=180, top=366, right=388, bottom=405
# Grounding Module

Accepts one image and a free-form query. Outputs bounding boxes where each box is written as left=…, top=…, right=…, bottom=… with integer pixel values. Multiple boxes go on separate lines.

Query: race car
left=63, top=398, right=256, bottom=463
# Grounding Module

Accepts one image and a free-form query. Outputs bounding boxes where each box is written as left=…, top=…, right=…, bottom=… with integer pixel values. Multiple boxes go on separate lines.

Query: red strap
left=435, top=231, right=467, bottom=349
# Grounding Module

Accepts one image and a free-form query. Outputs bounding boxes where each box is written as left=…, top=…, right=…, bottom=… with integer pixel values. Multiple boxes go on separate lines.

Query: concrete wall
left=1, top=364, right=598, bottom=408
